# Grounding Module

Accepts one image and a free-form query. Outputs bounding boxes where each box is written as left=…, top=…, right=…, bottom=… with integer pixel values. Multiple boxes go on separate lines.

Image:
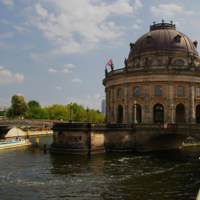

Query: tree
left=27, top=107, right=49, bottom=119
left=45, top=104, right=70, bottom=120
left=8, top=94, right=29, bottom=118
left=28, top=100, right=41, bottom=108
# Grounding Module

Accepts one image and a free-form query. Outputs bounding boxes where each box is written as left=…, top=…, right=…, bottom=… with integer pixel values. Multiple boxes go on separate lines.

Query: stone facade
left=103, top=21, right=200, bottom=124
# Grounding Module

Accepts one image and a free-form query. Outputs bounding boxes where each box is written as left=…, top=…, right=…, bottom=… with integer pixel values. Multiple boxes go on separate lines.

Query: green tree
left=27, top=107, right=49, bottom=119
left=45, top=104, right=69, bottom=120
left=8, top=95, right=29, bottom=118
left=28, top=100, right=41, bottom=108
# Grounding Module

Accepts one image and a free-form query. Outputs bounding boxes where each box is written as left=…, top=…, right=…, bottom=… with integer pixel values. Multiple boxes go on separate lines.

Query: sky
left=0, top=0, right=200, bottom=110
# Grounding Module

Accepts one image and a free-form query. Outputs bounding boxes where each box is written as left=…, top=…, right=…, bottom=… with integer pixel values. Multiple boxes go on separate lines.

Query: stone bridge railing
left=0, top=119, right=69, bottom=128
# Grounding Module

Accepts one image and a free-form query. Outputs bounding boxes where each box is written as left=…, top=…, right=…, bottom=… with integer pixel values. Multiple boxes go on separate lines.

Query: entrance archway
left=132, top=104, right=142, bottom=123
left=196, top=104, right=200, bottom=123
left=176, top=104, right=185, bottom=123
left=153, top=104, right=164, bottom=123
left=117, top=105, right=123, bottom=123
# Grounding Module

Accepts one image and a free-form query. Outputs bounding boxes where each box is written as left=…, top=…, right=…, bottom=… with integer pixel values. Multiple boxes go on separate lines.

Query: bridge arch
left=153, top=103, right=164, bottom=123
left=116, top=104, right=123, bottom=123
left=196, top=104, right=200, bottom=124
left=176, top=103, right=185, bottom=123
left=142, top=132, right=188, bottom=151
left=132, top=104, right=142, bottom=123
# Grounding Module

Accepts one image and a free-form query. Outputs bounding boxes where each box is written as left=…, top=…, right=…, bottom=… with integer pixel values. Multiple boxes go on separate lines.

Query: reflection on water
left=0, top=135, right=200, bottom=200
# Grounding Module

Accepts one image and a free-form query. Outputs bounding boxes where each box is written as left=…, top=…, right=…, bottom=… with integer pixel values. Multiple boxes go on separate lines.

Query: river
left=0, top=135, right=200, bottom=200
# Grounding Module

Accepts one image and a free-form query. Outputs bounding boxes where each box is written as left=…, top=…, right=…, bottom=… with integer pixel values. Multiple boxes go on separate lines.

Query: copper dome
left=129, top=21, right=198, bottom=58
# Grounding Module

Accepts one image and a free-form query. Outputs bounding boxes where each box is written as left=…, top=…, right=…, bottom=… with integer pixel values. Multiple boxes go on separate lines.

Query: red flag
left=105, top=59, right=112, bottom=66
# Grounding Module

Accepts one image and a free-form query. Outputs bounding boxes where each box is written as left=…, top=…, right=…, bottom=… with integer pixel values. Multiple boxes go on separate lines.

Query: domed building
left=103, top=20, right=200, bottom=124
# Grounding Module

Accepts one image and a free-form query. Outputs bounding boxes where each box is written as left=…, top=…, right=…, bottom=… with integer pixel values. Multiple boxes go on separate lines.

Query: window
left=133, top=87, right=140, bottom=96
left=175, top=60, right=184, bottom=66
left=197, top=87, right=200, bottom=96
left=177, top=86, right=184, bottom=95
left=117, top=88, right=122, bottom=97
left=175, top=34, right=181, bottom=43
left=154, top=86, right=162, bottom=95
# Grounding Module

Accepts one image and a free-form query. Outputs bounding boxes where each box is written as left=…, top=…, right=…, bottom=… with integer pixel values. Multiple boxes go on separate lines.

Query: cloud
left=27, top=0, right=142, bottom=58
left=0, top=42, right=12, bottom=49
left=0, top=67, right=24, bottom=85
left=0, top=32, right=14, bottom=38
left=132, top=24, right=141, bottom=29
left=71, top=78, right=81, bottom=82
left=62, top=69, right=70, bottom=73
left=21, top=44, right=35, bottom=50
left=62, top=63, right=76, bottom=68
left=48, top=68, right=57, bottom=73
left=150, top=4, right=194, bottom=17
left=56, top=86, right=61, bottom=90
left=94, top=93, right=100, bottom=98
left=0, top=19, right=9, bottom=24
left=0, top=0, right=14, bottom=7
left=136, top=19, right=143, bottom=23
left=14, top=26, right=31, bottom=33
left=87, top=95, right=91, bottom=99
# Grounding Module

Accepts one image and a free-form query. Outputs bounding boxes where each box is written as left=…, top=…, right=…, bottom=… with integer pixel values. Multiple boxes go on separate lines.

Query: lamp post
left=171, top=103, right=174, bottom=123
left=87, top=106, right=89, bottom=123
left=132, top=100, right=138, bottom=124
left=69, top=102, right=73, bottom=123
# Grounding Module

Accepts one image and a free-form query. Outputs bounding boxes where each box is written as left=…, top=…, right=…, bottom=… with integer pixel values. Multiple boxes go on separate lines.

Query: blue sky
left=0, top=0, right=200, bottom=110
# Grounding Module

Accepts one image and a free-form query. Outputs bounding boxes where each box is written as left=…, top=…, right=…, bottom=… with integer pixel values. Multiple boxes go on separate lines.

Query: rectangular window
left=177, top=86, right=184, bottom=95
left=197, top=87, right=200, bottom=96
left=154, top=86, right=162, bottom=95
left=117, top=88, right=122, bottom=97
left=109, top=91, right=111, bottom=99
left=133, top=86, right=140, bottom=96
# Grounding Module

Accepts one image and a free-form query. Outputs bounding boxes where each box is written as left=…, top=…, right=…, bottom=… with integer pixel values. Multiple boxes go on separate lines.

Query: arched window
left=175, top=33, right=181, bottom=43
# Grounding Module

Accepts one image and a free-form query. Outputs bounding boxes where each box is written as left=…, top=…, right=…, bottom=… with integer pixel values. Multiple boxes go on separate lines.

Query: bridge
left=0, top=119, right=68, bottom=139
left=49, top=123, right=200, bottom=154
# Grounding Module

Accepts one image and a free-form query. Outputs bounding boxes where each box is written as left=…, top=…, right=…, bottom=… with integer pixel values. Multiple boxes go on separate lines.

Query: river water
left=0, top=135, right=200, bottom=200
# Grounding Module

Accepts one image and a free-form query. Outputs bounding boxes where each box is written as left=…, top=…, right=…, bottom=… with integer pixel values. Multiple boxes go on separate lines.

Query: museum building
left=103, top=20, right=200, bottom=124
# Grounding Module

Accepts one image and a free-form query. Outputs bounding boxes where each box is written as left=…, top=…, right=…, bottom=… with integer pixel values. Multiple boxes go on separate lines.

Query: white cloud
left=35, top=3, right=48, bottom=18
left=132, top=24, right=141, bottom=29
left=0, top=0, right=14, bottom=7
left=87, top=95, right=91, bottom=99
left=0, top=66, right=4, bottom=70
left=0, top=67, right=24, bottom=85
left=71, top=78, right=81, bottom=82
left=0, top=19, right=9, bottom=24
left=56, top=86, right=61, bottom=90
left=136, top=19, right=143, bottom=23
left=48, top=68, right=57, bottom=73
left=21, top=44, right=35, bottom=50
left=150, top=4, right=194, bottom=17
left=134, top=0, right=143, bottom=10
left=0, top=42, right=12, bottom=49
left=94, top=93, right=100, bottom=98
left=27, top=0, right=142, bottom=58
left=0, top=32, right=14, bottom=38
left=62, top=63, right=76, bottom=68
left=62, top=69, right=70, bottom=73
left=14, top=26, right=31, bottom=33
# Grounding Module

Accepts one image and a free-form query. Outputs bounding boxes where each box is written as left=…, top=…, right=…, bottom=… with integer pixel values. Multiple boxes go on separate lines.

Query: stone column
left=124, top=83, right=130, bottom=123
left=189, top=82, right=195, bottom=124
left=143, top=81, right=150, bottom=123
left=168, top=81, right=173, bottom=122
left=105, top=88, right=109, bottom=122
left=111, top=86, right=115, bottom=122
